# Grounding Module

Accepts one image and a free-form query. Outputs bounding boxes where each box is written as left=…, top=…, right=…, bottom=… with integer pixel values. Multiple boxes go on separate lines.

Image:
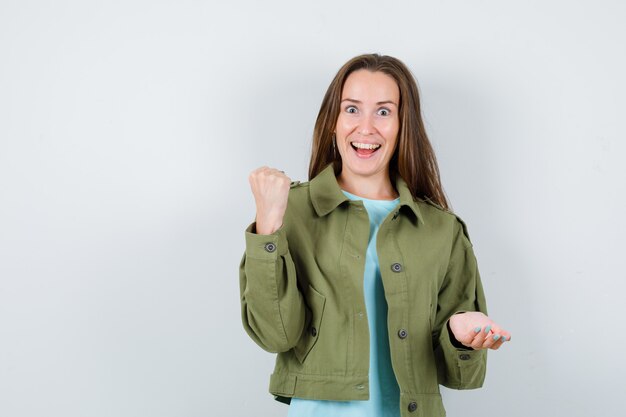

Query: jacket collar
left=309, top=164, right=424, bottom=224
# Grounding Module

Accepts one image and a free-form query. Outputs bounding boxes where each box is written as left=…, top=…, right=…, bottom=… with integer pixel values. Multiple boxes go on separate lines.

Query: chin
left=344, top=164, right=387, bottom=177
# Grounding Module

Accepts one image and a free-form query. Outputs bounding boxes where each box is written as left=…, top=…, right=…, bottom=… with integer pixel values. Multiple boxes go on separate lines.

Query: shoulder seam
left=417, top=198, right=473, bottom=244
left=417, top=196, right=450, bottom=213
left=289, top=180, right=310, bottom=189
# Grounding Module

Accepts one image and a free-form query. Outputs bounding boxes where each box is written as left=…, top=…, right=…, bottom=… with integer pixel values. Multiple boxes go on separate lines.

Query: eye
left=378, top=108, right=391, bottom=116
left=345, top=105, right=358, bottom=114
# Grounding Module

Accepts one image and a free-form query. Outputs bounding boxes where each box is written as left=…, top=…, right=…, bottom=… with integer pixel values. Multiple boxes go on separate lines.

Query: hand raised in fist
left=248, top=166, right=291, bottom=235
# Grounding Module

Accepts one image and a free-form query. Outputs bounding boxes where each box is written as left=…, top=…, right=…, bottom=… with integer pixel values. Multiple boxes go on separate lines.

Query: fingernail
left=502, top=336, right=508, bottom=342
left=474, top=327, right=481, bottom=333
left=493, top=334, right=500, bottom=341
left=484, top=325, right=492, bottom=334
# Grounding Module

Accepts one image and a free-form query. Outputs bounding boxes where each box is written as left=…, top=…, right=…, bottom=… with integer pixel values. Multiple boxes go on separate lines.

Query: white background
left=1, top=1, right=624, bottom=416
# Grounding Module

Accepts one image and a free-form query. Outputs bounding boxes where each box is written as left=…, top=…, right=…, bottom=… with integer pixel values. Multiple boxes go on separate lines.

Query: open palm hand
left=448, top=311, right=511, bottom=350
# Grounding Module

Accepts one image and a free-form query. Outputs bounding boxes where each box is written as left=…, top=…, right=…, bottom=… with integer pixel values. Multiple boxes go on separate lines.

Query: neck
left=337, top=171, right=398, bottom=200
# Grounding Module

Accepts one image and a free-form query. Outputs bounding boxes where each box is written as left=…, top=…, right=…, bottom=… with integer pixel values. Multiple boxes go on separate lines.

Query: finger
left=458, top=325, right=481, bottom=348
left=492, top=329, right=512, bottom=349
left=270, top=168, right=288, bottom=178
left=468, top=328, right=483, bottom=349
left=484, top=319, right=510, bottom=337
left=485, top=333, right=504, bottom=349
left=482, top=327, right=500, bottom=349
left=250, top=166, right=270, bottom=180
left=482, top=321, right=511, bottom=348
left=470, top=324, right=490, bottom=349
left=491, top=326, right=511, bottom=345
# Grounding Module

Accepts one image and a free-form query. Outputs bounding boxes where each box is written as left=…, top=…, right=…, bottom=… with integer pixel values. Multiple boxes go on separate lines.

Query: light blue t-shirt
left=287, top=189, right=401, bottom=417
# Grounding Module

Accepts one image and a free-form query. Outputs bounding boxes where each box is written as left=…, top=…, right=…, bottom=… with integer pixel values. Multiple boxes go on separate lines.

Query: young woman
left=239, top=53, right=511, bottom=417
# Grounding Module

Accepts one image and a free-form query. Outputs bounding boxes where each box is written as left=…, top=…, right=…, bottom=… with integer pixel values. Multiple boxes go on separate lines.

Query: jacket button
left=311, top=326, right=317, bottom=337
left=391, top=262, right=402, bottom=272
left=398, top=329, right=408, bottom=339
left=460, top=353, right=471, bottom=360
left=264, top=242, right=276, bottom=253
left=408, top=401, right=418, bottom=412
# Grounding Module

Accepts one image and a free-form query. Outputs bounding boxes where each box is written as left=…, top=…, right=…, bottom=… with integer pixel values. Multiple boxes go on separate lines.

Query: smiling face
left=335, top=69, right=400, bottom=184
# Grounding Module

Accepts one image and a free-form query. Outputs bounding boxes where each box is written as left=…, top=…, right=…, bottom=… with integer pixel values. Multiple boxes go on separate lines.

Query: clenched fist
left=248, top=166, right=291, bottom=235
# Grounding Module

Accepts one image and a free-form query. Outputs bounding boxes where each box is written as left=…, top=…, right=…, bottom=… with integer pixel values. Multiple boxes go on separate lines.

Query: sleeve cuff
left=445, top=310, right=473, bottom=350
left=440, top=319, right=483, bottom=364
left=245, top=221, right=289, bottom=259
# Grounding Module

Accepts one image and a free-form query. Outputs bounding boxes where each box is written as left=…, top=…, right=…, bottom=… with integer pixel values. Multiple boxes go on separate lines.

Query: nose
left=358, top=113, right=375, bottom=136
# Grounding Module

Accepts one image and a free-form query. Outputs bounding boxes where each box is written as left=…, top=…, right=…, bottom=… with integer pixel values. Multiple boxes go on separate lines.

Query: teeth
left=351, top=142, right=381, bottom=150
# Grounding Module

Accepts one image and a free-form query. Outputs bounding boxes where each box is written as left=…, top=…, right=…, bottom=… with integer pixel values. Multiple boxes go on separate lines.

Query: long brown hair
left=308, top=53, right=450, bottom=210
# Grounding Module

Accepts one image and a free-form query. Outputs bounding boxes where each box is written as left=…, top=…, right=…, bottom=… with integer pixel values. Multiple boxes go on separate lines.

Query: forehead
left=341, top=69, right=399, bottom=101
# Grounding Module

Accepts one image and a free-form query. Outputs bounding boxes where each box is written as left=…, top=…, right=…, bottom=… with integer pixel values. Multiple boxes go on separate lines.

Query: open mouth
left=351, top=141, right=381, bottom=157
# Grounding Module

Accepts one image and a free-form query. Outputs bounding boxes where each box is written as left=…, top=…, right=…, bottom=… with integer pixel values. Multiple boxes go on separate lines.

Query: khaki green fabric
left=239, top=164, right=488, bottom=417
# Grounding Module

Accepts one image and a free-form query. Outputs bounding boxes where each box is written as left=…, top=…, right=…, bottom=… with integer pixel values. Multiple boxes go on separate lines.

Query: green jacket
left=239, top=164, right=488, bottom=417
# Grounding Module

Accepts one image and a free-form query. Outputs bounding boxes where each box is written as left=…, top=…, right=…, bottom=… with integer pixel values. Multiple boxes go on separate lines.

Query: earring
left=332, top=133, right=336, bottom=159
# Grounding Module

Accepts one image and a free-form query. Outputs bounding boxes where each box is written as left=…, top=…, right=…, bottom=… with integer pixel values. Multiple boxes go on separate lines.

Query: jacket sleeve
left=433, top=216, right=488, bottom=389
left=239, top=220, right=308, bottom=353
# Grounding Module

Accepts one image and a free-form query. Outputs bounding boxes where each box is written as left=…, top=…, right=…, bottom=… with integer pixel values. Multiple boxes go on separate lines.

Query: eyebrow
left=341, top=98, right=398, bottom=107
